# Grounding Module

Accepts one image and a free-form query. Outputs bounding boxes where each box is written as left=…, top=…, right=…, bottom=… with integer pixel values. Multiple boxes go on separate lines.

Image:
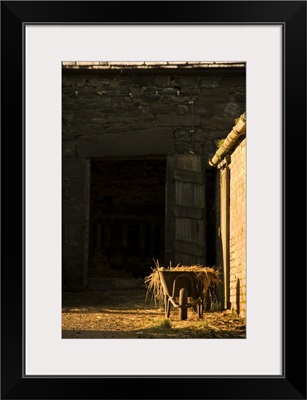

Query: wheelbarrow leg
left=197, top=299, right=203, bottom=318
left=165, top=294, right=171, bottom=318
left=179, top=288, right=188, bottom=320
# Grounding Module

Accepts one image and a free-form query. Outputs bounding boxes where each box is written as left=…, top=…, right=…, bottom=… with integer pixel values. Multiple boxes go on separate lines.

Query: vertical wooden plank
left=83, top=158, right=91, bottom=289
left=175, top=219, right=204, bottom=251
left=165, top=155, right=176, bottom=264
left=175, top=181, right=204, bottom=207
left=220, top=167, right=230, bottom=309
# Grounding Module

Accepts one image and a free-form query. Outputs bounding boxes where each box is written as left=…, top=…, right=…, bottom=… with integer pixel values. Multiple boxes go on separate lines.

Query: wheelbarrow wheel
left=165, top=294, right=171, bottom=318
left=179, top=288, right=188, bottom=320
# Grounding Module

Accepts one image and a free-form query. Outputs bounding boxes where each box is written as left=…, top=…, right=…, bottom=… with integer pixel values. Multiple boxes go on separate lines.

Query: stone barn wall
left=62, top=62, right=246, bottom=291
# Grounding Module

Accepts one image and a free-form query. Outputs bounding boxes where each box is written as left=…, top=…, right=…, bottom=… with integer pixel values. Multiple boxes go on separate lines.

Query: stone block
left=193, top=102, right=213, bottom=117
left=155, top=75, right=171, bottom=87
left=62, top=126, right=73, bottom=139
left=174, top=130, right=190, bottom=140
left=176, top=105, right=189, bottom=115
left=220, top=74, right=246, bottom=88
left=62, top=76, right=78, bottom=87
left=148, top=103, right=174, bottom=114
left=192, top=130, right=210, bottom=143
left=223, top=102, right=242, bottom=117
left=129, top=86, right=142, bottom=96
left=202, top=116, right=235, bottom=131
left=190, top=143, right=205, bottom=155
left=76, top=78, right=87, bottom=88
left=62, top=199, right=85, bottom=221
left=200, top=78, right=221, bottom=88
left=174, top=141, right=192, bottom=154
left=62, top=157, right=85, bottom=179
left=141, top=94, right=160, bottom=102
left=62, top=242, right=84, bottom=260
left=235, top=93, right=246, bottom=103
left=64, top=222, right=85, bottom=244
left=198, top=88, right=229, bottom=102
left=170, top=95, right=192, bottom=104
left=156, top=114, right=201, bottom=127
left=63, top=179, right=85, bottom=201
left=178, top=76, right=199, bottom=87
left=62, top=140, right=76, bottom=156
left=213, top=103, right=228, bottom=116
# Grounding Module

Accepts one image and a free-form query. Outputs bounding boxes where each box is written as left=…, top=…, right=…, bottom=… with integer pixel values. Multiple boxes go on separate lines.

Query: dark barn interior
left=89, top=158, right=166, bottom=278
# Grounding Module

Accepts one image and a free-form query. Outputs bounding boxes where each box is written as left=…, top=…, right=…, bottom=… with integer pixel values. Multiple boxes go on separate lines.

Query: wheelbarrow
left=158, top=270, right=205, bottom=320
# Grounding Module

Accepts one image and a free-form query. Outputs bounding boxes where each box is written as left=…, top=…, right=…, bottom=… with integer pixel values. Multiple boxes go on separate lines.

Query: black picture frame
left=1, top=1, right=306, bottom=399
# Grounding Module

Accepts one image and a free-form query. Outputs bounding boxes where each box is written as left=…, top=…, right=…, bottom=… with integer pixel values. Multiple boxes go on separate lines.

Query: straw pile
left=144, top=260, right=221, bottom=306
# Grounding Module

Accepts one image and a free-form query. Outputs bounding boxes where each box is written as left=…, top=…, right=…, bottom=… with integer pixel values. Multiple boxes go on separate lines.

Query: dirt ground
left=62, top=277, right=246, bottom=339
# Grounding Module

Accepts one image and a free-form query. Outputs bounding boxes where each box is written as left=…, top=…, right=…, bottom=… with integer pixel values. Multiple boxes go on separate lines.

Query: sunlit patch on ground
left=62, top=279, right=246, bottom=339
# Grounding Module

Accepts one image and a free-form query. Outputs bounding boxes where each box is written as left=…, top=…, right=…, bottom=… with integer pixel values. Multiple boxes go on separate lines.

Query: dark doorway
left=89, top=158, right=166, bottom=279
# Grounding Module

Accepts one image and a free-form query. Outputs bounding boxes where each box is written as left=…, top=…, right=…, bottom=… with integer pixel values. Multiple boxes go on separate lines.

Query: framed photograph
left=1, top=1, right=306, bottom=399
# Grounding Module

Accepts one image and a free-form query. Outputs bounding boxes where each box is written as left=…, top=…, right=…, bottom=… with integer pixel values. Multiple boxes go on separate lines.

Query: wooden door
left=165, top=154, right=206, bottom=266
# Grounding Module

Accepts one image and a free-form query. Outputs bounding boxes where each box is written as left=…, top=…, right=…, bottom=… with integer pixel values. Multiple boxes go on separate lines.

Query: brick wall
left=229, top=138, right=246, bottom=317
